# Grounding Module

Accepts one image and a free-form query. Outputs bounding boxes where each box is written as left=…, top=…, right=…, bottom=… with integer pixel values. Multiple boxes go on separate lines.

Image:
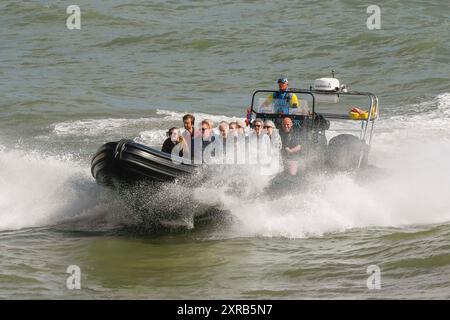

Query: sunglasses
left=263, top=126, right=272, bottom=129
left=254, top=124, right=262, bottom=127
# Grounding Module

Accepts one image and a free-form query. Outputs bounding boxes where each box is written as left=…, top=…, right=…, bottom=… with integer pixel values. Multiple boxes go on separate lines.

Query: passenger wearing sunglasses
left=248, top=119, right=271, bottom=165
left=196, top=119, right=218, bottom=163
left=201, top=119, right=215, bottom=151
left=263, top=120, right=276, bottom=140
left=252, top=119, right=264, bottom=137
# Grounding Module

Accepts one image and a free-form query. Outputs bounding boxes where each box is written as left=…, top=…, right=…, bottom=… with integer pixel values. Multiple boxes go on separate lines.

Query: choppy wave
left=52, top=118, right=161, bottom=136
left=50, top=111, right=248, bottom=146
left=155, top=109, right=246, bottom=124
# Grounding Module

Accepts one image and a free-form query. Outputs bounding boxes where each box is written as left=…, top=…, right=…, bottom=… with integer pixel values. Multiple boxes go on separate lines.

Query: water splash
left=0, top=148, right=97, bottom=230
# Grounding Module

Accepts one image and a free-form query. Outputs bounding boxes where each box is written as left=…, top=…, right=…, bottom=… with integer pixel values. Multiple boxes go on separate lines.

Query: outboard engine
left=325, top=134, right=368, bottom=171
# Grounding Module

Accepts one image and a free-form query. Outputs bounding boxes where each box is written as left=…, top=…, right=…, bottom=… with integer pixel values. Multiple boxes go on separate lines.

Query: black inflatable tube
left=91, top=140, right=194, bottom=186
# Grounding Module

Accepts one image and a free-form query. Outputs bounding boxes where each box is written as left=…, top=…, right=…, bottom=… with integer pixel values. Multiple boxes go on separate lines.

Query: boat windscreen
left=313, top=93, right=373, bottom=118
left=253, top=91, right=313, bottom=116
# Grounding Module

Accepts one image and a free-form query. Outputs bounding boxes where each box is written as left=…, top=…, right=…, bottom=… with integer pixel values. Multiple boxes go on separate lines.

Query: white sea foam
left=134, top=129, right=167, bottom=146
left=0, top=148, right=99, bottom=231
left=218, top=142, right=450, bottom=238
left=53, top=117, right=163, bottom=136
left=156, top=109, right=246, bottom=126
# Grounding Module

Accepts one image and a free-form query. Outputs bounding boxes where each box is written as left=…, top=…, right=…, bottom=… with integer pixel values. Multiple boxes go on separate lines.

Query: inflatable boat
left=91, top=75, right=379, bottom=188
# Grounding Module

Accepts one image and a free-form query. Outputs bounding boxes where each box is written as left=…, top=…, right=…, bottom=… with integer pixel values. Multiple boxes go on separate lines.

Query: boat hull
left=91, top=140, right=195, bottom=187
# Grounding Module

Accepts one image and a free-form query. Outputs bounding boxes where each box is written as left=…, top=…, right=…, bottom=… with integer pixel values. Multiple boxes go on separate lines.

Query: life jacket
left=273, top=91, right=293, bottom=114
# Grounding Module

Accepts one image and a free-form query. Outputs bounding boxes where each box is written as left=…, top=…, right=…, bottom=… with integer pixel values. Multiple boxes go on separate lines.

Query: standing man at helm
left=261, top=77, right=299, bottom=114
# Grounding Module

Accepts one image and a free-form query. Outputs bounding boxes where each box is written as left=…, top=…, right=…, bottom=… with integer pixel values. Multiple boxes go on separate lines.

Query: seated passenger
left=251, top=119, right=265, bottom=137
left=228, top=121, right=238, bottom=137
left=161, top=127, right=188, bottom=157
left=201, top=119, right=215, bottom=150
left=216, top=121, right=230, bottom=162
left=182, top=114, right=201, bottom=157
left=263, top=119, right=282, bottom=170
left=263, top=120, right=276, bottom=140
left=248, top=119, right=271, bottom=165
left=218, top=121, right=229, bottom=139
left=236, top=120, right=247, bottom=136
left=260, top=78, right=299, bottom=114
left=279, top=117, right=301, bottom=175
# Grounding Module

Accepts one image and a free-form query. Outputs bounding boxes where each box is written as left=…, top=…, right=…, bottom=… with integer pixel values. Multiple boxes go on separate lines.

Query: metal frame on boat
left=248, top=84, right=379, bottom=168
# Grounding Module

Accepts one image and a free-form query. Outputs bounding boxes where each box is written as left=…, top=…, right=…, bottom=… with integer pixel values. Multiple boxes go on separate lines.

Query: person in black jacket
left=161, top=127, right=187, bottom=157
left=279, top=117, right=302, bottom=175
